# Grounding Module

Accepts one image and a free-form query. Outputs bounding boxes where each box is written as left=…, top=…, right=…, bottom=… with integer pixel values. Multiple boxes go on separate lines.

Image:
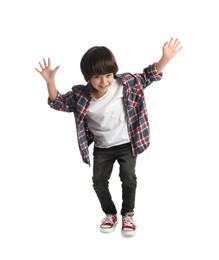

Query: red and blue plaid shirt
left=49, top=63, right=163, bottom=166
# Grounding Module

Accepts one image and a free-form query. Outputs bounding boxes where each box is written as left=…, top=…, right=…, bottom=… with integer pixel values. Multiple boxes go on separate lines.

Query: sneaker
left=100, top=214, right=118, bottom=233
left=121, top=212, right=137, bottom=236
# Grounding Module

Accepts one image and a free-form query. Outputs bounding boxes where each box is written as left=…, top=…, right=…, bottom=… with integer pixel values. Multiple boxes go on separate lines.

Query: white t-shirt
left=86, top=79, right=130, bottom=148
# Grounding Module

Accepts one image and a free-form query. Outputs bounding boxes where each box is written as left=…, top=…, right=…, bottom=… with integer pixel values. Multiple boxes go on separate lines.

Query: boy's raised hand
left=162, top=37, right=182, bottom=61
left=35, top=58, right=60, bottom=83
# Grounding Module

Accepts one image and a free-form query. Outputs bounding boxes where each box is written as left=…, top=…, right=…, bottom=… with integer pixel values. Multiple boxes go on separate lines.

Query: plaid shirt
left=49, top=63, right=163, bottom=166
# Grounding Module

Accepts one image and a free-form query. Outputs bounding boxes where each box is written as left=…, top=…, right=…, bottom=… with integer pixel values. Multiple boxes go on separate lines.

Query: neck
left=92, top=88, right=106, bottom=99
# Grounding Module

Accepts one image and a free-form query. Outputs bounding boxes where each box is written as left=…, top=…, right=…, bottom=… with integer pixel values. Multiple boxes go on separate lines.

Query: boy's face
left=90, top=73, right=114, bottom=98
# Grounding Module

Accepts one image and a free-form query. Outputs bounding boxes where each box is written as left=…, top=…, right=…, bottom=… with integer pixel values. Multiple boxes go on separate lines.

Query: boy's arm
left=130, top=38, right=182, bottom=89
left=46, top=80, right=58, bottom=102
left=35, top=58, right=75, bottom=112
left=156, top=37, right=182, bottom=74
left=48, top=90, right=75, bottom=112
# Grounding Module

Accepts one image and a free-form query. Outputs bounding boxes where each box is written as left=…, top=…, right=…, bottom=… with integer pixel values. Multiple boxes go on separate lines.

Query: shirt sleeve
left=137, top=63, right=163, bottom=89
left=48, top=90, right=75, bottom=112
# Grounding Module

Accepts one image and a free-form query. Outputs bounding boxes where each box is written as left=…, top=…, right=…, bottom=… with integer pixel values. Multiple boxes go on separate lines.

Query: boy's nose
left=100, top=76, right=107, bottom=84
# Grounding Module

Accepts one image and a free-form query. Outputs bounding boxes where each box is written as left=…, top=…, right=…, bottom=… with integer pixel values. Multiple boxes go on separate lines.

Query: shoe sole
left=121, top=228, right=136, bottom=237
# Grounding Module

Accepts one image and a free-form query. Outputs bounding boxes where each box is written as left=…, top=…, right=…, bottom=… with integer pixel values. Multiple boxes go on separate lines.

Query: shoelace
left=102, top=214, right=114, bottom=224
left=123, top=215, right=134, bottom=226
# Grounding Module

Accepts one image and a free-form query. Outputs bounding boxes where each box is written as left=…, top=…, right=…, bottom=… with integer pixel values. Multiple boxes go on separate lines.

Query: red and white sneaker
left=121, top=212, right=137, bottom=236
left=100, top=214, right=118, bottom=233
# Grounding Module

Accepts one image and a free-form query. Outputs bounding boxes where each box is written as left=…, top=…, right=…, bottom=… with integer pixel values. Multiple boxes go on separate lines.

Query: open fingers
left=43, top=58, right=51, bottom=68
left=173, top=38, right=180, bottom=47
left=48, top=58, right=51, bottom=67
left=43, top=58, right=47, bottom=68
left=35, top=67, right=41, bottom=73
left=172, top=38, right=182, bottom=52
left=35, top=58, right=50, bottom=72
left=167, top=38, right=182, bottom=51
left=174, top=39, right=182, bottom=49
left=168, top=37, right=173, bottom=47
left=34, top=62, right=44, bottom=73
left=168, top=37, right=179, bottom=47
left=39, top=61, right=44, bottom=70
left=170, top=38, right=181, bottom=48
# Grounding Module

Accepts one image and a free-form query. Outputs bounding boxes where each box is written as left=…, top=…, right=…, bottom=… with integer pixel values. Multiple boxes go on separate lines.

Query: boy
left=35, top=38, right=182, bottom=236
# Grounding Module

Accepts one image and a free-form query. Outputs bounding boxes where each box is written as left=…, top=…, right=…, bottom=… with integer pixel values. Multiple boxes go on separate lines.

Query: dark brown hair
left=80, top=46, right=119, bottom=82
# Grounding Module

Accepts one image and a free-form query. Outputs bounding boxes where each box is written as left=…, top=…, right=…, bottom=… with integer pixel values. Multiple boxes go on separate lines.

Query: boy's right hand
left=35, top=58, right=60, bottom=83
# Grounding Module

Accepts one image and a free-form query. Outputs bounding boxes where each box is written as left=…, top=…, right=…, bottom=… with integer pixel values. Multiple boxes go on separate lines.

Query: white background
left=0, top=0, right=219, bottom=259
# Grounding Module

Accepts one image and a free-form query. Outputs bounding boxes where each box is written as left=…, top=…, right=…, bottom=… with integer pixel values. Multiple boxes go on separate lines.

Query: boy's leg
left=117, top=143, right=137, bottom=216
left=92, top=147, right=117, bottom=215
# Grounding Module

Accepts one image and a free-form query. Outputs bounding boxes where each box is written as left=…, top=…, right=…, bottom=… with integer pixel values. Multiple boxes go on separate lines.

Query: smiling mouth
left=99, top=85, right=108, bottom=89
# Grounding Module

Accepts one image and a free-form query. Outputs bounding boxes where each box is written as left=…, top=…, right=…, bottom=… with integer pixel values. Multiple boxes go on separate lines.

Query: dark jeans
left=92, top=142, right=137, bottom=216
